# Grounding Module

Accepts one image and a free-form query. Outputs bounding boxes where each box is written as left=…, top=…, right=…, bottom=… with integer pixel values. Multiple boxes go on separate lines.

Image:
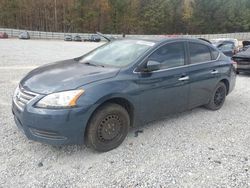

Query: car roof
left=121, top=36, right=212, bottom=46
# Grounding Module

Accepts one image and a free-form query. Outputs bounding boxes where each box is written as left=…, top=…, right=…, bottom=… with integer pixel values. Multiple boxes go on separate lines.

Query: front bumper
left=12, top=99, right=92, bottom=145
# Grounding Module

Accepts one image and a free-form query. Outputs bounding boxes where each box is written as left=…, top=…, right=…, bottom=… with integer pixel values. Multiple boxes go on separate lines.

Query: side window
left=189, top=43, right=212, bottom=64
left=148, top=42, right=185, bottom=69
left=210, top=47, right=219, bottom=60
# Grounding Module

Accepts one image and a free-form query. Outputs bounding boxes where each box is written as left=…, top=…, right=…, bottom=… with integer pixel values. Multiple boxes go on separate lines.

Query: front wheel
left=205, top=82, right=227, bottom=111
left=85, top=103, right=130, bottom=152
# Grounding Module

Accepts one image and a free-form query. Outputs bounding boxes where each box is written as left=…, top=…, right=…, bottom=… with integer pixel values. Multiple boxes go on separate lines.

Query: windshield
left=80, top=40, right=155, bottom=67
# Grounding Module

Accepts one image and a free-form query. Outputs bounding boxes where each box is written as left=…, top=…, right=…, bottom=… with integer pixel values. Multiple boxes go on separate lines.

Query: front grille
left=14, top=86, right=38, bottom=111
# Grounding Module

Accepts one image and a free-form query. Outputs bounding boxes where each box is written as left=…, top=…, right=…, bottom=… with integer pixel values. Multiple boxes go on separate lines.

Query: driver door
left=135, top=41, right=190, bottom=123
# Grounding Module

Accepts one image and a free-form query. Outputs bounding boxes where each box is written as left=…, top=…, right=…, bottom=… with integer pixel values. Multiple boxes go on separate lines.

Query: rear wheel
left=205, top=82, right=227, bottom=111
left=85, top=103, right=130, bottom=152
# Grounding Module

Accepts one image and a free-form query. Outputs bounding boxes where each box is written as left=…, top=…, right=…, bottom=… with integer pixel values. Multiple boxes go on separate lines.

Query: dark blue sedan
left=12, top=38, right=236, bottom=152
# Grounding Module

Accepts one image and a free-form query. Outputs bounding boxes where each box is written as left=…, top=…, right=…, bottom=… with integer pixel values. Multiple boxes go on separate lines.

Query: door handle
left=178, top=76, right=189, bottom=81
left=211, top=70, right=219, bottom=74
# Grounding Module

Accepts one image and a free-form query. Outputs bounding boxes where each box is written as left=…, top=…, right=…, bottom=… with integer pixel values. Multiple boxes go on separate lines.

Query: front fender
left=76, top=79, right=142, bottom=128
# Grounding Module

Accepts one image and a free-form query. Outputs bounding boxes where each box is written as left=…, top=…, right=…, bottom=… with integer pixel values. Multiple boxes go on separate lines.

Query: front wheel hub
left=97, top=115, right=122, bottom=142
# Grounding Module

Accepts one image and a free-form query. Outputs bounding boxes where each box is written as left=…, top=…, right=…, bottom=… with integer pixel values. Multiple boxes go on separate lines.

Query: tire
left=85, top=103, right=130, bottom=152
left=205, top=82, right=227, bottom=111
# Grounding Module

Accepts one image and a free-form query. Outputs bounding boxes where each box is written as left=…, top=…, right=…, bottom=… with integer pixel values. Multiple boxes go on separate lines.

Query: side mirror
left=146, top=60, right=161, bottom=72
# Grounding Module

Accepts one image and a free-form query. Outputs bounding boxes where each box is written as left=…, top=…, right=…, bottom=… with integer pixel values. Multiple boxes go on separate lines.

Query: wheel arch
left=100, top=97, right=135, bottom=127
left=86, top=95, right=135, bottom=132
left=219, top=78, right=230, bottom=95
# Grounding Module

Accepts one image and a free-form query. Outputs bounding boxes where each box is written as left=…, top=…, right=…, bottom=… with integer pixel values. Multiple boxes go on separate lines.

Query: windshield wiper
left=85, top=62, right=104, bottom=67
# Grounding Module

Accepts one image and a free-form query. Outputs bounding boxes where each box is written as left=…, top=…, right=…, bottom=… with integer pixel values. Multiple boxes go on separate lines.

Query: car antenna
left=96, top=32, right=112, bottom=42
left=198, top=38, right=212, bottom=44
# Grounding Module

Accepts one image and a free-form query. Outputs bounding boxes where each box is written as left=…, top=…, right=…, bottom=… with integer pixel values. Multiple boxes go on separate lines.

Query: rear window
left=189, top=43, right=211, bottom=64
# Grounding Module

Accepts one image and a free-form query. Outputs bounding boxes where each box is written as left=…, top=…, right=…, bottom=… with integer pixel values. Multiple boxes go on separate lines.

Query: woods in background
left=0, top=0, right=250, bottom=34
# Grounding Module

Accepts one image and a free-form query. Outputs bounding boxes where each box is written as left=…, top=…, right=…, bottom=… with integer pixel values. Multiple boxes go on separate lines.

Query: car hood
left=20, top=59, right=120, bottom=94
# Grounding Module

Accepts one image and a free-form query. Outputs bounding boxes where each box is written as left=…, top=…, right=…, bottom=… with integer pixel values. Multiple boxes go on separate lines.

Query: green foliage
left=191, top=0, right=250, bottom=33
left=0, top=0, right=249, bottom=34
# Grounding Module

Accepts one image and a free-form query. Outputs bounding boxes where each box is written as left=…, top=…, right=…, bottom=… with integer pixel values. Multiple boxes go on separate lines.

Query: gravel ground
left=0, top=39, right=250, bottom=188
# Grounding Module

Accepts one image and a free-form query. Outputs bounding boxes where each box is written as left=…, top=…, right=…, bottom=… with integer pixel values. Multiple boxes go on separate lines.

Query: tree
left=0, top=0, right=250, bottom=34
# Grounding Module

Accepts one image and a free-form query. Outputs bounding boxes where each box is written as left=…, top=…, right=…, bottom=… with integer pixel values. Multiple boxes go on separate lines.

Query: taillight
left=232, top=60, right=237, bottom=69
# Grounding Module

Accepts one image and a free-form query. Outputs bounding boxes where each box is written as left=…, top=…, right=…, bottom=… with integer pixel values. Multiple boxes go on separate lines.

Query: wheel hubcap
left=97, top=115, right=122, bottom=142
left=214, top=86, right=225, bottom=106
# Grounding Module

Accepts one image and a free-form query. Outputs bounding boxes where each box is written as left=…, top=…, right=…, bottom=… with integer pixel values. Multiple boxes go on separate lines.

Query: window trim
left=133, top=43, right=221, bottom=74
left=133, top=55, right=220, bottom=74
left=133, top=40, right=221, bottom=74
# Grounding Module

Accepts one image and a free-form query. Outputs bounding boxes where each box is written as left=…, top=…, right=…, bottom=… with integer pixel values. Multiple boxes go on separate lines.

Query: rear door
left=187, top=42, right=220, bottom=109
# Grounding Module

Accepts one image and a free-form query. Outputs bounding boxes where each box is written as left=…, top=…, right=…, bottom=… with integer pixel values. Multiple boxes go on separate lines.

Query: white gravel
left=0, top=39, right=250, bottom=188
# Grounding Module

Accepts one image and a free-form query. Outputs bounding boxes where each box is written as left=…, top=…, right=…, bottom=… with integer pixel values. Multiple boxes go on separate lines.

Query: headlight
left=36, top=89, right=84, bottom=108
